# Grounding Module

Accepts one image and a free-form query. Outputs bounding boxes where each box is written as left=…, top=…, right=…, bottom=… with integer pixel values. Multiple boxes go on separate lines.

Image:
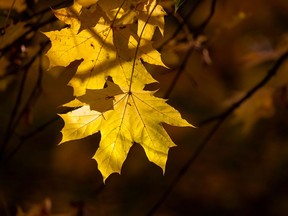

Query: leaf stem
left=128, top=1, right=160, bottom=93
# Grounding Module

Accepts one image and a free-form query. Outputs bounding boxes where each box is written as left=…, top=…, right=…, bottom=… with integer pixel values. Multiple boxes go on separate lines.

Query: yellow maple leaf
left=44, top=0, right=165, bottom=96
left=61, top=82, right=192, bottom=181
left=45, top=0, right=193, bottom=182
left=98, top=0, right=165, bottom=40
left=96, top=90, right=191, bottom=181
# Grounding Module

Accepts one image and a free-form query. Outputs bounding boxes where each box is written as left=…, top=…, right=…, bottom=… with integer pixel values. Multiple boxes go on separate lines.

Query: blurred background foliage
left=1, top=0, right=288, bottom=215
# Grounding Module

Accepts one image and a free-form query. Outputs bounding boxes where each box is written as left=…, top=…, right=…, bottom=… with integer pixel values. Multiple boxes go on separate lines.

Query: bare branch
left=0, top=42, right=48, bottom=161
left=147, top=50, right=288, bottom=215
left=198, top=51, right=288, bottom=127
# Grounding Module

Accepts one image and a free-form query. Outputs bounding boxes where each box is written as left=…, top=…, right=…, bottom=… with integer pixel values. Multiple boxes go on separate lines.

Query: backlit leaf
left=62, top=83, right=192, bottom=181
left=45, top=0, right=193, bottom=181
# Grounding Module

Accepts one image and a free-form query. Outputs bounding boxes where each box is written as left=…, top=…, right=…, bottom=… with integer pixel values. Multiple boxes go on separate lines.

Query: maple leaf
left=98, top=0, right=165, bottom=40
left=61, top=82, right=192, bottom=181
left=45, top=0, right=193, bottom=181
left=44, top=0, right=166, bottom=95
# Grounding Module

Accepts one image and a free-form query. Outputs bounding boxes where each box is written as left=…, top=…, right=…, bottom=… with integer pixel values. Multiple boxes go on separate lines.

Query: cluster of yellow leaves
left=45, top=0, right=192, bottom=181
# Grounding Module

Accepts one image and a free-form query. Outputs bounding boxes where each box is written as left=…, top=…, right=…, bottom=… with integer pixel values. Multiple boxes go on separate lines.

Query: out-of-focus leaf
left=17, top=199, right=51, bottom=216
left=233, top=87, right=275, bottom=133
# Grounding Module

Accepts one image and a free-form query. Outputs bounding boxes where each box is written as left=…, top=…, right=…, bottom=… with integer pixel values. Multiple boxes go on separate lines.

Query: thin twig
left=159, top=0, right=202, bottom=50
left=198, top=51, right=288, bottom=127
left=147, top=119, right=224, bottom=215
left=0, top=15, right=57, bottom=58
left=2, top=116, right=60, bottom=164
left=0, top=66, right=29, bottom=161
left=193, top=0, right=217, bottom=38
left=0, top=43, right=48, bottom=161
left=164, top=47, right=193, bottom=98
left=9, top=42, right=48, bottom=136
left=0, top=0, right=16, bottom=46
left=164, top=0, right=217, bottom=99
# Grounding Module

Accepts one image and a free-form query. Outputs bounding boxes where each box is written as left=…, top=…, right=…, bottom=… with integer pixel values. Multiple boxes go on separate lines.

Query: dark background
left=1, top=0, right=288, bottom=215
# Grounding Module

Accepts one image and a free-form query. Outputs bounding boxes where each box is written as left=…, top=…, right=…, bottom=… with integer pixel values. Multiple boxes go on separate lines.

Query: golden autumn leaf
left=98, top=0, right=165, bottom=40
left=61, top=82, right=192, bottom=181
left=95, top=90, right=191, bottom=181
left=44, top=1, right=165, bottom=95
left=45, top=0, right=193, bottom=181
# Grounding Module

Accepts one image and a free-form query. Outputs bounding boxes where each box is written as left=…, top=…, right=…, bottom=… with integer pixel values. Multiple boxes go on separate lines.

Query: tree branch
left=1, top=116, right=60, bottom=165
left=147, top=50, right=288, bottom=215
left=198, top=51, right=288, bottom=127
left=163, top=0, right=217, bottom=99
left=193, top=0, right=217, bottom=38
left=159, top=0, right=202, bottom=50
left=0, top=43, right=48, bottom=161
